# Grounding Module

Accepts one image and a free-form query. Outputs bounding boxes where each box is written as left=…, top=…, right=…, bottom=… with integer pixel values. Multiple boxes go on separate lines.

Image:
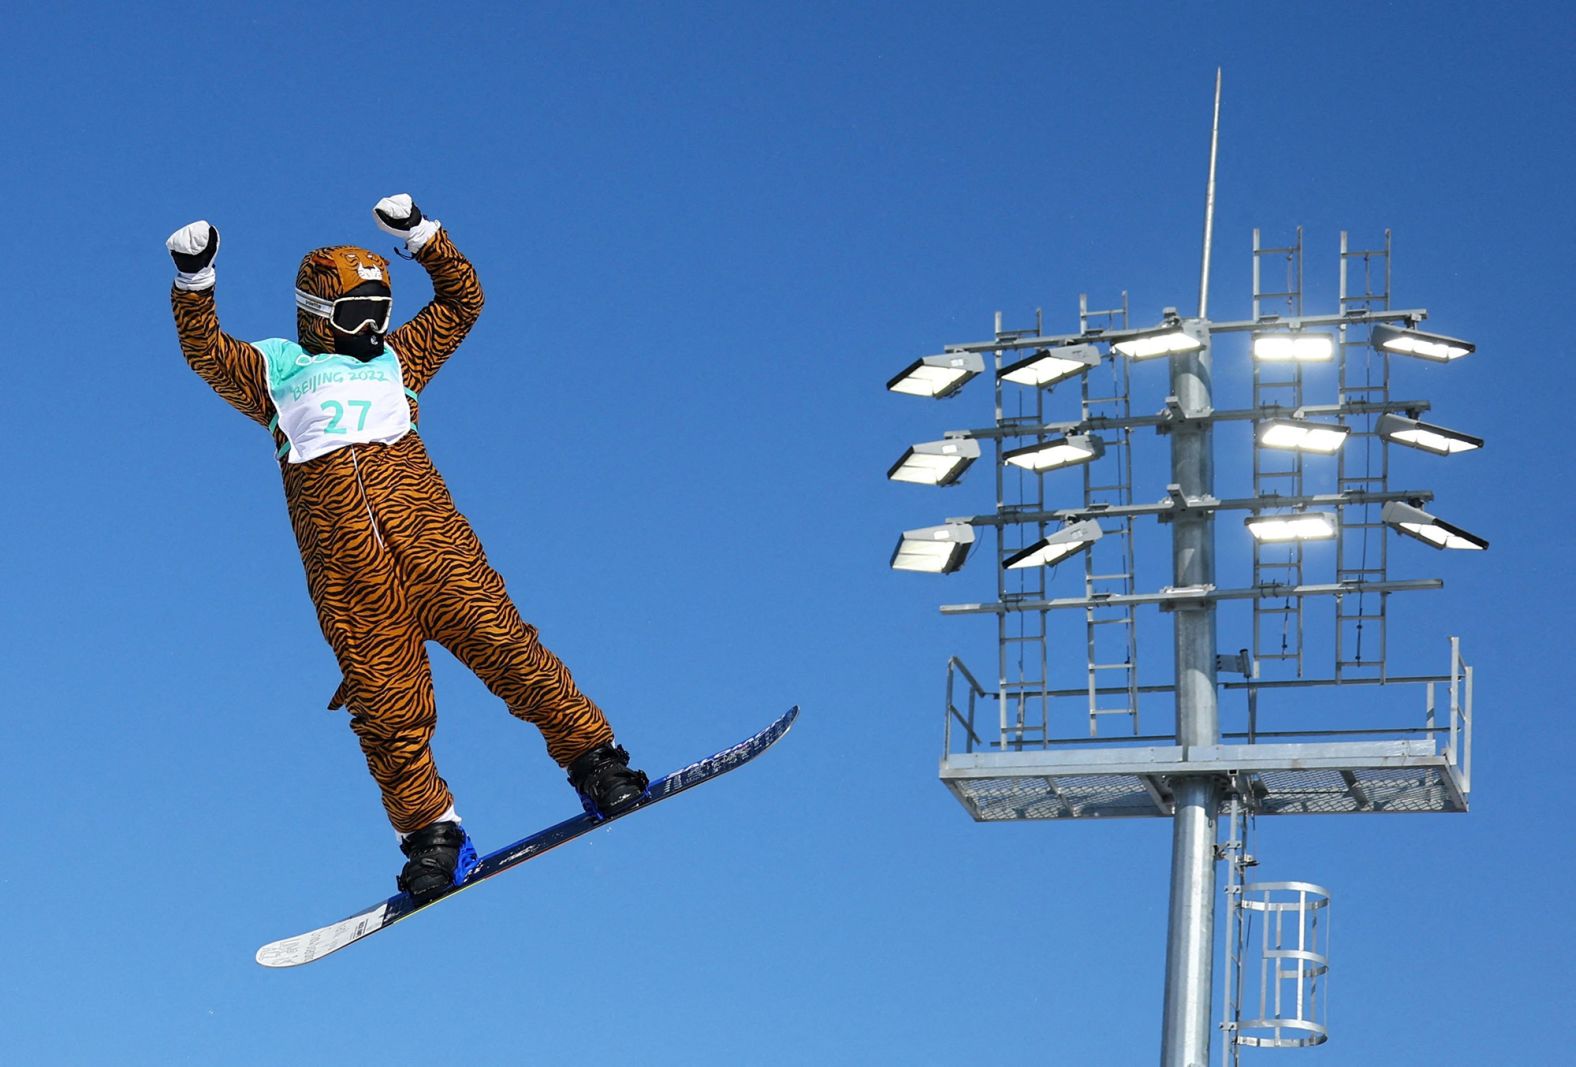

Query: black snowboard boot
left=397, top=821, right=478, bottom=904
left=567, top=742, right=650, bottom=819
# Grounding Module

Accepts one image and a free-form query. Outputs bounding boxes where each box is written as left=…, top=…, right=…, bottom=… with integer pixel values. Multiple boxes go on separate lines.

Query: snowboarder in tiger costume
left=166, top=195, right=647, bottom=902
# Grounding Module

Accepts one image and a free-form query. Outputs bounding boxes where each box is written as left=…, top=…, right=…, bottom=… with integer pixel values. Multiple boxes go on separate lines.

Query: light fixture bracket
left=1158, top=584, right=1215, bottom=612
left=1216, top=649, right=1252, bottom=677
left=1158, top=395, right=1214, bottom=432
left=1160, top=484, right=1220, bottom=521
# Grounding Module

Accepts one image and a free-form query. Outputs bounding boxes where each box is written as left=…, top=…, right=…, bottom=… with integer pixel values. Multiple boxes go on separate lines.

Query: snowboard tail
left=256, top=705, right=799, bottom=968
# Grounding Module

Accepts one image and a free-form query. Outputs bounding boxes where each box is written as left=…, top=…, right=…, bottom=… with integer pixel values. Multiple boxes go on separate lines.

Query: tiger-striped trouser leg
left=291, top=455, right=456, bottom=835
left=341, top=624, right=451, bottom=834
left=407, top=504, right=615, bottom=767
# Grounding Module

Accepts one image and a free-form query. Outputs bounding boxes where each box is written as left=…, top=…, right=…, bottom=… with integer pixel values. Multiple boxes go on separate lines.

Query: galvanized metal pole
left=1163, top=68, right=1224, bottom=1067
left=1160, top=328, right=1220, bottom=1067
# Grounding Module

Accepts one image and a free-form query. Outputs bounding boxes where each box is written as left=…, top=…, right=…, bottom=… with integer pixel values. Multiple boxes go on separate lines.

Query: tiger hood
left=295, top=245, right=391, bottom=354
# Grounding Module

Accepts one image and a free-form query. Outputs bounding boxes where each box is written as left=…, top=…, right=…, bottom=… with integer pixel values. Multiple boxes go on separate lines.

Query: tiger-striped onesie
left=171, top=226, right=615, bottom=833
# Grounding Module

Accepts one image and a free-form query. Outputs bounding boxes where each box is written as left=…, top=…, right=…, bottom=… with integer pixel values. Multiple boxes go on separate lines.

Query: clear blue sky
left=3, top=1, right=1570, bottom=1063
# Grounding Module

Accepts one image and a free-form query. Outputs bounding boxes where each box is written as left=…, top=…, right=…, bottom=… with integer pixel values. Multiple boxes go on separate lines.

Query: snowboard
left=256, top=705, right=799, bottom=968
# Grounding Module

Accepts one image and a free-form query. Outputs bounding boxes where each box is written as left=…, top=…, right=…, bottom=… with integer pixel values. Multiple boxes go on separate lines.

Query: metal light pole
left=1161, top=329, right=1220, bottom=1067
left=1161, top=68, right=1223, bottom=1067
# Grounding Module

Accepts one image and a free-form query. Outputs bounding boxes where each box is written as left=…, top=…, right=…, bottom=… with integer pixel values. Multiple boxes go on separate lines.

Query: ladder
left=995, top=311, right=1052, bottom=749
left=1336, top=231, right=1392, bottom=681
left=1080, top=292, right=1140, bottom=737
left=1251, top=228, right=1308, bottom=676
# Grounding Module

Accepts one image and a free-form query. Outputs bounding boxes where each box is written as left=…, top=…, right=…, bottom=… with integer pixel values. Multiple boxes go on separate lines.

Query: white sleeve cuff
left=174, top=266, right=216, bottom=291
left=405, top=218, right=441, bottom=253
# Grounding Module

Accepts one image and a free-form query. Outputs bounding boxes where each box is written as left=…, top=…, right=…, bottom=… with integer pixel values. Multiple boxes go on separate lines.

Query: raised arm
left=167, top=222, right=273, bottom=427
left=376, top=195, right=485, bottom=393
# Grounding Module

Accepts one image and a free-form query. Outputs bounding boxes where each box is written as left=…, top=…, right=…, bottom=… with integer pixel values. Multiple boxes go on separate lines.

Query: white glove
left=166, top=221, right=219, bottom=291
left=373, top=194, right=440, bottom=252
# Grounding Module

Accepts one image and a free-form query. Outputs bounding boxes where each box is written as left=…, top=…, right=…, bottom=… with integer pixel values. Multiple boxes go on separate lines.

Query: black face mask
left=334, top=327, right=386, bottom=362
left=329, top=281, right=391, bottom=361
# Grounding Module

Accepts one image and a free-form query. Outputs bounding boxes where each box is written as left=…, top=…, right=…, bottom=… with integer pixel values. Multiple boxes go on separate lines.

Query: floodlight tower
left=883, top=70, right=1483, bottom=1066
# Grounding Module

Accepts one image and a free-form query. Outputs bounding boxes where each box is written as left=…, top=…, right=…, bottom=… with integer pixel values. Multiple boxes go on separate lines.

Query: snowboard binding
left=567, top=742, right=650, bottom=820
left=397, top=821, right=479, bottom=904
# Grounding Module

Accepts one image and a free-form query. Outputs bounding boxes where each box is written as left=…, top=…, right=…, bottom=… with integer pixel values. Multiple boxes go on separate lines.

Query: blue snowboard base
left=256, top=706, right=799, bottom=968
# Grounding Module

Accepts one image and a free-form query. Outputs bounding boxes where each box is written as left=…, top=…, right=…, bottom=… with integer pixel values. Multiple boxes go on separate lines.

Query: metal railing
left=943, top=638, right=1473, bottom=806
left=945, top=656, right=988, bottom=756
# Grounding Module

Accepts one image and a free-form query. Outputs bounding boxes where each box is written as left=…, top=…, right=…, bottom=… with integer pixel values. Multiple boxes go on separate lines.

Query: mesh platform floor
left=941, top=741, right=1467, bottom=820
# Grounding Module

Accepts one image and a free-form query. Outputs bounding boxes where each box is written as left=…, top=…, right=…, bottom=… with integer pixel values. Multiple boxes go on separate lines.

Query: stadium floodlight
left=1381, top=501, right=1488, bottom=550
left=1003, top=433, right=1106, bottom=472
left=890, top=522, right=976, bottom=573
left=999, top=343, right=1102, bottom=388
left=1252, top=331, right=1334, bottom=362
left=1112, top=320, right=1207, bottom=360
left=887, top=351, right=986, bottom=398
left=1245, top=512, right=1337, bottom=542
left=1004, top=519, right=1104, bottom=569
left=887, top=438, right=982, bottom=486
left=1258, top=417, right=1350, bottom=454
left=1370, top=323, right=1474, bottom=362
left=1376, top=413, right=1483, bottom=456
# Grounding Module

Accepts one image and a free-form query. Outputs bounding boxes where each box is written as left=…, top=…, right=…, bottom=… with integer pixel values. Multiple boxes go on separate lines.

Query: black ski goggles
left=330, top=296, right=393, bottom=335
left=295, top=289, right=393, bottom=335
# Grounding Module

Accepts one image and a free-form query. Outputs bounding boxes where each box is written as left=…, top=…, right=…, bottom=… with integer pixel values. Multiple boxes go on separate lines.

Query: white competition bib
left=254, top=338, right=412, bottom=464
